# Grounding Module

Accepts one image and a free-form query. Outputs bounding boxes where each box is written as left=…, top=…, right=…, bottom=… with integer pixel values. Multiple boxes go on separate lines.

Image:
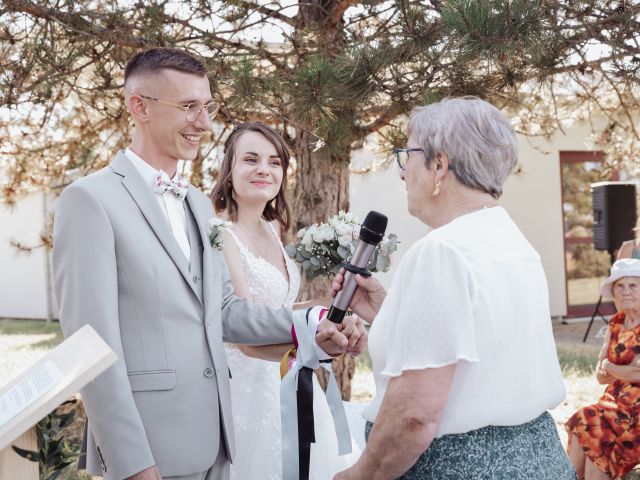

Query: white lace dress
left=225, top=224, right=357, bottom=480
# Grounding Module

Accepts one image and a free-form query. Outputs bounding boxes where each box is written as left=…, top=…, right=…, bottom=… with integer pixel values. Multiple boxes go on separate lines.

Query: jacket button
left=204, top=367, right=215, bottom=378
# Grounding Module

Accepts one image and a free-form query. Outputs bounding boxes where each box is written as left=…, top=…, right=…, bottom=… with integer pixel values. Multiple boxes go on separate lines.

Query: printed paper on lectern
left=0, top=325, right=117, bottom=451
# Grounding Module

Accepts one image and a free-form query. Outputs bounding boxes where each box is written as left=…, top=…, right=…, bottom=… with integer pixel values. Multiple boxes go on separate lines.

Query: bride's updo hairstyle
left=211, top=121, right=292, bottom=231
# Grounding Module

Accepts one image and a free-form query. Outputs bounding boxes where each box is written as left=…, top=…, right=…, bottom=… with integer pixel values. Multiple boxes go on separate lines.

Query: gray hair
left=407, top=96, right=518, bottom=199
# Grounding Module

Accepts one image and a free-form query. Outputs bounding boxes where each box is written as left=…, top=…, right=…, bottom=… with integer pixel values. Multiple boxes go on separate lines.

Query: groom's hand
left=315, top=318, right=348, bottom=357
left=126, top=465, right=162, bottom=480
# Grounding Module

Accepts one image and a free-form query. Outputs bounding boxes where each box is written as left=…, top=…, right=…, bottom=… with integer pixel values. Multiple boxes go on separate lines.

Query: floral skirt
left=364, top=412, right=576, bottom=480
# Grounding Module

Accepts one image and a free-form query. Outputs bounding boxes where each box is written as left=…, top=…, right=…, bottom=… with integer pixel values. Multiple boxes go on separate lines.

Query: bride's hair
left=211, top=122, right=292, bottom=231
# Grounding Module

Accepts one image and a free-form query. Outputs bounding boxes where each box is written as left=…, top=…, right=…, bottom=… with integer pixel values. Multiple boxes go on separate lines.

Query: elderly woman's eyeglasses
left=394, top=147, right=426, bottom=170
left=138, top=94, right=220, bottom=122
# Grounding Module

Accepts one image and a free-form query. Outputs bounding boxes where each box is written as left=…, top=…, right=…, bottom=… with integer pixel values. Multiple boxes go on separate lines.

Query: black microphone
left=327, top=211, right=388, bottom=323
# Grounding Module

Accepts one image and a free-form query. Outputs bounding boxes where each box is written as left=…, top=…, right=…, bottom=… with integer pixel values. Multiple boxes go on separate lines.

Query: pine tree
left=2, top=0, right=639, bottom=396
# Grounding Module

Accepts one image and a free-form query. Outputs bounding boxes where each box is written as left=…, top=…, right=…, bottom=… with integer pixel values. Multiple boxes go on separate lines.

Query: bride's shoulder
left=222, top=229, right=254, bottom=299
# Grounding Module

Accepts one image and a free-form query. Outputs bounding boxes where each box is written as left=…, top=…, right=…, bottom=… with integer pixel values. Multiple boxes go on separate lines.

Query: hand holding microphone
left=328, top=211, right=389, bottom=324
left=330, top=268, right=386, bottom=324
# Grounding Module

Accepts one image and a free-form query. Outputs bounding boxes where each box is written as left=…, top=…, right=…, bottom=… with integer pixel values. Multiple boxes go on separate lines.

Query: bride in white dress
left=211, top=122, right=358, bottom=479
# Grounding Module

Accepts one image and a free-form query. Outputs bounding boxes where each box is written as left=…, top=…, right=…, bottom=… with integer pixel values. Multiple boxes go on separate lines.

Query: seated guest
left=566, top=258, right=640, bottom=480
left=332, top=97, right=574, bottom=479
left=617, top=222, right=640, bottom=259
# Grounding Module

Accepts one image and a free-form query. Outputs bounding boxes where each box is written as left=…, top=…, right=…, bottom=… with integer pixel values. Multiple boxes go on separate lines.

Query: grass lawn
left=2, top=318, right=639, bottom=478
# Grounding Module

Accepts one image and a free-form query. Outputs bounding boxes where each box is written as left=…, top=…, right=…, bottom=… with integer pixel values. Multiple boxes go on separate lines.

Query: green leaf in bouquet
left=337, top=245, right=349, bottom=259
left=310, top=256, right=320, bottom=266
left=382, top=234, right=399, bottom=254
left=332, top=263, right=343, bottom=274
left=320, top=244, right=330, bottom=253
left=376, top=253, right=390, bottom=272
left=367, top=250, right=379, bottom=272
left=11, top=445, right=39, bottom=462
left=303, top=260, right=312, bottom=270
left=284, top=244, right=297, bottom=258
left=295, top=252, right=305, bottom=263
left=299, top=248, right=312, bottom=259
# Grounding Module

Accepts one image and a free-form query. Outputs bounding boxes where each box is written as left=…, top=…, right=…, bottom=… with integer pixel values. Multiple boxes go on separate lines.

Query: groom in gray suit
left=53, top=48, right=365, bottom=480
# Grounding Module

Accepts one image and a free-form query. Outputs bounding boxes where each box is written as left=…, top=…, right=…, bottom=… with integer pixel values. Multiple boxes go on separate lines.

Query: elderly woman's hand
left=330, top=268, right=386, bottom=324
left=333, top=468, right=354, bottom=479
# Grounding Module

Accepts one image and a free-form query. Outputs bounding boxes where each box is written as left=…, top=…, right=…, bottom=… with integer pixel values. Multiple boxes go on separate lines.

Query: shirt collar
left=125, top=148, right=182, bottom=189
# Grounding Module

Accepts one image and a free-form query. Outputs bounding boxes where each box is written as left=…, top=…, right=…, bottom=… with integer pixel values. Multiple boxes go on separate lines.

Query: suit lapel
left=186, top=188, right=213, bottom=317
left=110, top=152, right=201, bottom=303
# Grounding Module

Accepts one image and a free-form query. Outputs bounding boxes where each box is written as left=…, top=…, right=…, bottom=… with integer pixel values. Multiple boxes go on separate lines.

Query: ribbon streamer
left=281, top=307, right=353, bottom=480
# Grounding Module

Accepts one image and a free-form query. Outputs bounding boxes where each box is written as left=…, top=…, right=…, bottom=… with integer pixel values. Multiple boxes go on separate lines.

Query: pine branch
left=225, top=0, right=298, bottom=27
left=4, top=0, right=151, bottom=48
left=355, top=107, right=400, bottom=136
left=326, top=0, right=358, bottom=29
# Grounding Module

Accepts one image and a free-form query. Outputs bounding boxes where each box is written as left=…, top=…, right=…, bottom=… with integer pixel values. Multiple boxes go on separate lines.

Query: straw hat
left=600, top=258, right=640, bottom=298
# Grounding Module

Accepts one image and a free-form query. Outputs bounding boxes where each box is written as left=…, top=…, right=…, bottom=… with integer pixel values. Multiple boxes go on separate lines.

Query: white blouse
left=363, top=207, right=566, bottom=436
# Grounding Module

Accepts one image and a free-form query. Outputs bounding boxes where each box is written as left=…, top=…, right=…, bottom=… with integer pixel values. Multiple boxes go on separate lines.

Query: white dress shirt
left=125, top=148, right=191, bottom=262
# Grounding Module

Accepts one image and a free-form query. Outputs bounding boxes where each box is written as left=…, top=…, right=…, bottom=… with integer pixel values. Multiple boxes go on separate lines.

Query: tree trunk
left=292, top=129, right=356, bottom=400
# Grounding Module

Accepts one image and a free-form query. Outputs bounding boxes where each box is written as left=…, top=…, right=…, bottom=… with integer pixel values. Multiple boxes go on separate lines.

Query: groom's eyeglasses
left=138, top=94, right=220, bottom=122
left=394, top=147, right=426, bottom=170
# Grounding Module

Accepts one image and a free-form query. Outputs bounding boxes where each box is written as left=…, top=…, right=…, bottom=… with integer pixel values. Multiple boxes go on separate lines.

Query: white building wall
left=0, top=192, right=57, bottom=319
left=350, top=121, right=601, bottom=318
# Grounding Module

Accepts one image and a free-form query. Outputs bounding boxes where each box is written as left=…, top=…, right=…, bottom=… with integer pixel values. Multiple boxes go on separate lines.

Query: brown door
left=560, top=151, right=616, bottom=317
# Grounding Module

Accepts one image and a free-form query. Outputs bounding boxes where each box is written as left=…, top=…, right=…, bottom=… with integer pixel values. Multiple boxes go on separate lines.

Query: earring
left=432, top=180, right=441, bottom=197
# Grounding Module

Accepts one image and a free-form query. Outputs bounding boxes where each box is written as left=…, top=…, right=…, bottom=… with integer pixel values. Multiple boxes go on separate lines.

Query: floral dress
left=566, top=311, right=640, bottom=478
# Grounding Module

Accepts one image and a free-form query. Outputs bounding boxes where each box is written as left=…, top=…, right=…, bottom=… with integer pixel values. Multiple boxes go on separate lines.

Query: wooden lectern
left=0, top=325, right=117, bottom=478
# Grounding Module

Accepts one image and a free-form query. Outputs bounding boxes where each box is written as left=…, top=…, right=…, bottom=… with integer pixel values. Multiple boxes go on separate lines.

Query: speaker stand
left=582, top=249, right=615, bottom=343
left=582, top=295, right=608, bottom=343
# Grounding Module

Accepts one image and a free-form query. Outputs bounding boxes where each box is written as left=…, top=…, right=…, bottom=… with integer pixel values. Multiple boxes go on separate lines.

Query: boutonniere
left=208, top=217, right=232, bottom=251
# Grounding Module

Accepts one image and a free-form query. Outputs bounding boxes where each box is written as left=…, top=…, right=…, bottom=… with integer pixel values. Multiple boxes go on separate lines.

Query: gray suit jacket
left=52, top=152, right=293, bottom=479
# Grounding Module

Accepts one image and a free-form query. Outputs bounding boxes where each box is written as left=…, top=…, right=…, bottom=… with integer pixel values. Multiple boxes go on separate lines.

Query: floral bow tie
left=153, top=171, right=188, bottom=200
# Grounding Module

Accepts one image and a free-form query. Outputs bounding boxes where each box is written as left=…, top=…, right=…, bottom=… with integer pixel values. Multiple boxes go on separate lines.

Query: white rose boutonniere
left=208, top=217, right=233, bottom=251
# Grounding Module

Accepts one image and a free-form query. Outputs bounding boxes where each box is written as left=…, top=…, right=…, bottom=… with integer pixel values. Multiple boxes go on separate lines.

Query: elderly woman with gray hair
left=566, top=259, right=640, bottom=480
left=332, top=97, right=575, bottom=479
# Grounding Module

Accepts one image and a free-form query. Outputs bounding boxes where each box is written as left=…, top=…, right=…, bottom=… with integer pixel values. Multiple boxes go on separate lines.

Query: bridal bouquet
left=285, top=211, right=399, bottom=281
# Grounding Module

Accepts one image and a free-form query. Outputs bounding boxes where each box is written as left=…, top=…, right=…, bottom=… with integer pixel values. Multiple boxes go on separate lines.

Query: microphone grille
left=359, top=211, right=387, bottom=244
left=363, top=211, right=388, bottom=234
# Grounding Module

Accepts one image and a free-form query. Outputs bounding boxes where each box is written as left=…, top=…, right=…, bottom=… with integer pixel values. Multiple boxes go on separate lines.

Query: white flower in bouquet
left=285, top=211, right=399, bottom=281
left=337, top=234, right=353, bottom=248
left=312, top=224, right=334, bottom=243
left=334, top=223, right=354, bottom=237
left=208, top=217, right=233, bottom=251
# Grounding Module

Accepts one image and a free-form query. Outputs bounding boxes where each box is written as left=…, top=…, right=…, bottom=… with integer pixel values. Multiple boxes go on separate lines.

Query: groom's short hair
left=124, top=48, right=207, bottom=83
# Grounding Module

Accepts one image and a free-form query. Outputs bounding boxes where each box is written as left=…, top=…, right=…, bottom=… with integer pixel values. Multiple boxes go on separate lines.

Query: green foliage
left=556, top=343, right=599, bottom=377
left=0, top=319, right=64, bottom=349
left=293, top=56, right=339, bottom=126
left=12, top=399, right=82, bottom=480
left=441, top=0, right=548, bottom=63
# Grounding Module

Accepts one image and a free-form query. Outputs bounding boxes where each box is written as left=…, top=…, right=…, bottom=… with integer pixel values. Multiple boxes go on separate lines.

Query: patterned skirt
left=364, top=412, right=576, bottom=480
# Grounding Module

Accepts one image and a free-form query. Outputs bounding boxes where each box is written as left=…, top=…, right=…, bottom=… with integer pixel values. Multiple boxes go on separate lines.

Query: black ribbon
left=296, top=366, right=315, bottom=479
left=341, top=260, right=372, bottom=278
